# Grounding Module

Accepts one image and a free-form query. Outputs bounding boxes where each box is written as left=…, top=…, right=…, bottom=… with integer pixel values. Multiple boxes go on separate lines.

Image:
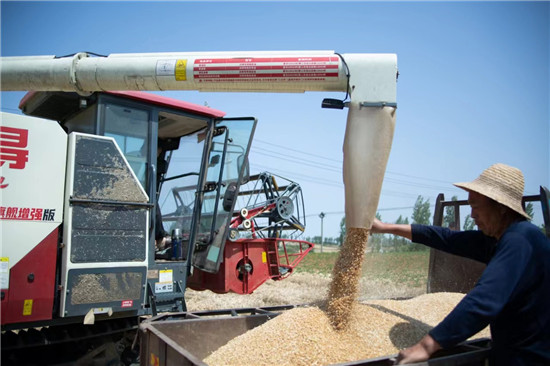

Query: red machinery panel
left=188, top=238, right=313, bottom=294
left=1, top=228, right=58, bottom=325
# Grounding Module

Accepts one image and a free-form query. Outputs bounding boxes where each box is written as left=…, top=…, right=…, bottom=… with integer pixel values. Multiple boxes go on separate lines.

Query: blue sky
left=1, top=1, right=549, bottom=238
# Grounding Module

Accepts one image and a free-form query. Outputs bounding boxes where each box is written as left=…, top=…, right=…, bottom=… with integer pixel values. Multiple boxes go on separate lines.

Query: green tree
left=525, top=202, right=534, bottom=221
left=407, top=196, right=431, bottom=252
left=311, top=236, right=322, bottom=244
left=412, top=195, right=431, bottom=225
left=463, top=214, right=476, bottom=230
left=392, top=215, right=410, bottom=250
left=367, top=212, right=384, bottom=252
left=443, top=195, right=458, bottom=229
left=339, top=216, right=346, bottom=245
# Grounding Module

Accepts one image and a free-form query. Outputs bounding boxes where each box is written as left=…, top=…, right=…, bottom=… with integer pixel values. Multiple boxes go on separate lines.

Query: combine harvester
left=4, top=51, right=547, bottom=365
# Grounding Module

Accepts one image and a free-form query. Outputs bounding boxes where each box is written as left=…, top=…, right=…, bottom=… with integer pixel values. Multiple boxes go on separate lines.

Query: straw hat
left=453, top=163, right=530, bottom=220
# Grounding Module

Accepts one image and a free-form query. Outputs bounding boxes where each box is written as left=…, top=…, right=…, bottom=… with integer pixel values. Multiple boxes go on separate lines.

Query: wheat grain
left=326, top=227, right=369, bottom=330
left=204, top=292, right=490, bottom=366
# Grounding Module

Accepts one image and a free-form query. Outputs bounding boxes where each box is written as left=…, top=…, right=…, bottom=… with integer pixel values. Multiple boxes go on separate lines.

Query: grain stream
left=326, top=227, right=369, bottom=330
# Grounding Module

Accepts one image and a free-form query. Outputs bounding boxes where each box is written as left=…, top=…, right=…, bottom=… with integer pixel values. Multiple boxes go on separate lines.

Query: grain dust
left=326, top=227, right=369, bottom=330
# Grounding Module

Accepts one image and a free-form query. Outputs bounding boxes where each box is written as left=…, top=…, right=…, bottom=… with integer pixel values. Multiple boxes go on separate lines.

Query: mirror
left=222, top=182, right=238, bottom=212
left=209, top=154, right=220, bottom=167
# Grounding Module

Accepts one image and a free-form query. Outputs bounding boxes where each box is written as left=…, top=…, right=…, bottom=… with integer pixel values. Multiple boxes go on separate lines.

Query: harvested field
left=185, top=272, right=331, bottom=310
left=185, top=271, right=426, bottom=312
left=204, top=292, right=491, bottom=366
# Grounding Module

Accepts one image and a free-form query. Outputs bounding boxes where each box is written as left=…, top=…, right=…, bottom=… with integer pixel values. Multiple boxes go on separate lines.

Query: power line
left=304, top=204, right=438, bottom=218
left=383, top=177, right=456, bottom=192
left=250, top=149, right=341, bottom=173
left=254, top=138, right=342, bottom=164
left=250, top=162, right=344, bottom=188
left=251, top=149, right=458, bottom=192
left=249, top=162, right=459, bottom=201
left=250, top=159, right=459, bottom=198
left=252, top=139, right=462, bottom=190
left=385, top=170, right=454, bottom=185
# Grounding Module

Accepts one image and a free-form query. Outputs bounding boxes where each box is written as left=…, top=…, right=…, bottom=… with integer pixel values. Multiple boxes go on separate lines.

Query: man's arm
left=371, top=219, right=443, bottom=364
left=370, top=218, right=413, bottom=240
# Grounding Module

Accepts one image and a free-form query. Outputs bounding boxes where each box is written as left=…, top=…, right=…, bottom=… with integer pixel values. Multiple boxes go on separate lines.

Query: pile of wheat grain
left=326, top=227, right=369, bottom=330
left=204, top=292, right=490, bottom=366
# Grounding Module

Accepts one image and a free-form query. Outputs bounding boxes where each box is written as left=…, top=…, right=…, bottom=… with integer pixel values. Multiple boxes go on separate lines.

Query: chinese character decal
left=0, top=126, right=30, bottom=189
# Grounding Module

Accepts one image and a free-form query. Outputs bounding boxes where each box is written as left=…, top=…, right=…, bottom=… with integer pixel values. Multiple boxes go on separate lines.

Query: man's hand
left=395, top=335, right=441, bottom=365
left=155, top=236, right=171, bottom=251
left=370, top=217, right=385, bottom=234
left=370, top=218, right=413, bottom=240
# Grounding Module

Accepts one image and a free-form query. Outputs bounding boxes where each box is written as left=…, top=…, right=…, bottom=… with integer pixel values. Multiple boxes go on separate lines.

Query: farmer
left=371, top=163, right=550, bottom=365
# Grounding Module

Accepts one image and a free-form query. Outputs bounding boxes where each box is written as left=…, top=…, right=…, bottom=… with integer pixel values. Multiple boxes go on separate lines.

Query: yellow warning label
left=262, top=252, right=267, bottom=263
left=23, top=299, right=33, bottom=316
left=159, top=269, right=173, bottom=283
left=150, top=353, right=159, bottom=366
left=175, top=59, right=187, bottom=81
left=0, top=257, right=8, bottom=289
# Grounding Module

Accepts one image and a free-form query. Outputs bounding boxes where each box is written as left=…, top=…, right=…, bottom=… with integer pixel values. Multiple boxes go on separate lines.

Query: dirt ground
left=185, top=272, right=427, bottom=311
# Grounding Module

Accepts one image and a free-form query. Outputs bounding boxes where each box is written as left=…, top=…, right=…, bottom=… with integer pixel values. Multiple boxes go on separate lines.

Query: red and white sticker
left=193, top=56, right=339, bottom=83
left=0, top=206, right=56, bottom=221
left=121, top=300, right=133, bottom=308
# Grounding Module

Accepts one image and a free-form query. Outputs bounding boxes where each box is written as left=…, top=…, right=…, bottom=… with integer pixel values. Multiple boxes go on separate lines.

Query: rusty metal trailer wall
left=140, top=306, right=295, bottom=366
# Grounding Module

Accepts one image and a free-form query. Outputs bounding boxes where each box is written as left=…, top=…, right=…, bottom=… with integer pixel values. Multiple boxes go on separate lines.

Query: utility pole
left=319, top=212, right=325, bottom=253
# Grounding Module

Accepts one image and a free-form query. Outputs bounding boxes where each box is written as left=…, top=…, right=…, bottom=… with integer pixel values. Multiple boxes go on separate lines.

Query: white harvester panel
left=0, top=112, right=67, bottom=287
left=60, top=132, right=149, bottom=317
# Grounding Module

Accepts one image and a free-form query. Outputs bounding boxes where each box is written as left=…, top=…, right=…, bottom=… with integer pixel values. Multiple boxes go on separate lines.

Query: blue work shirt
left=411, top=221, right=550, bottom=366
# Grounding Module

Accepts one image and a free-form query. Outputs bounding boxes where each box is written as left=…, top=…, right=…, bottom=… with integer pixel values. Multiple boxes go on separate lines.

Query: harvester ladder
left=265, top=240, right=280, bottom=277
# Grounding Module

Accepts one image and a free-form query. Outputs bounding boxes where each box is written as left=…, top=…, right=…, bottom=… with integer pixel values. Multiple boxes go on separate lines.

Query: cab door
left=192, top=117, right=256, bottom=273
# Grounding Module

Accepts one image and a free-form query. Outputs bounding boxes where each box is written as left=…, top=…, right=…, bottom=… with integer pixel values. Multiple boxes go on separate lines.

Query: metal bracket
left=359, top=102, right=397, bottom=108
